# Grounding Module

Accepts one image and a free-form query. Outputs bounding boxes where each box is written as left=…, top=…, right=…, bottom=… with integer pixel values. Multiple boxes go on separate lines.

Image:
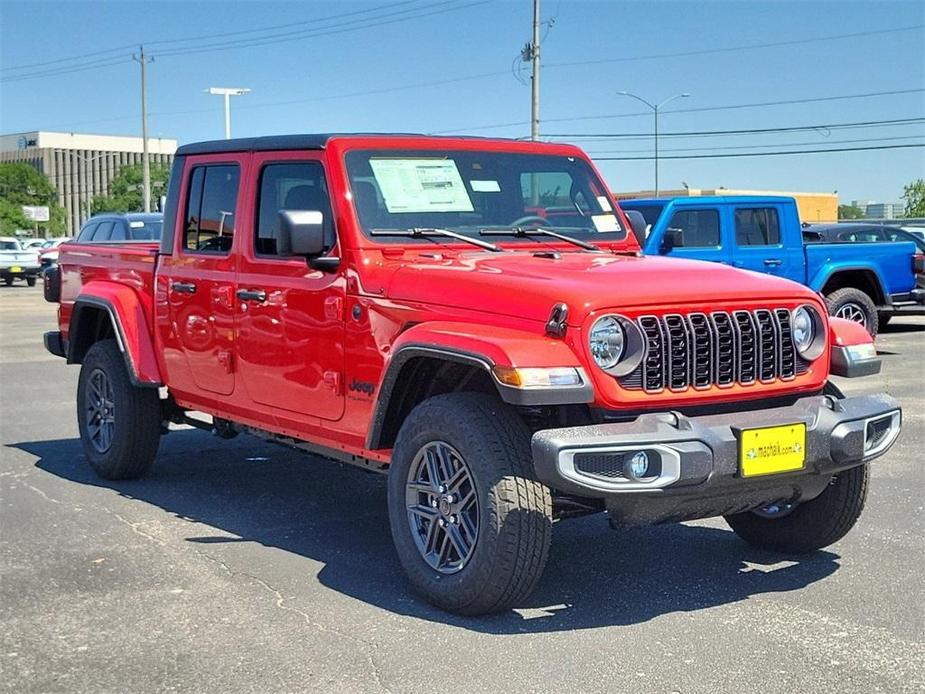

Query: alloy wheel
left=405, top=441, right=479, bottom=574
left=85, top=368, right=115, bottom=454
left=835, top=302, right=867, bottom=327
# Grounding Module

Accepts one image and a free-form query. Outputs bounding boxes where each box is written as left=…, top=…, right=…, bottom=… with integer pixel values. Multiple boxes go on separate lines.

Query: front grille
left=620, top=308, right=801, bottom=393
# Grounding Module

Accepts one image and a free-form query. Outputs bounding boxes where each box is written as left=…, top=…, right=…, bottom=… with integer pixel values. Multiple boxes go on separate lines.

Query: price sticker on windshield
left=370, top=158, right=475, bottom=213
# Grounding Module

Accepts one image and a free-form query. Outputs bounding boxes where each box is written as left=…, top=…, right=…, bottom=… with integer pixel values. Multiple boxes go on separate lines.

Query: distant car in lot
left=0, top=237, right=41, bottom=286
left=75, top=212, right=163, bottom=244
left=804, top=223, right=925, bottom=252
left=22, top=238, right=48, bottom=250
left=37, top=237, right=72, bottom=271
left=900, top=226, right=925, bottom=243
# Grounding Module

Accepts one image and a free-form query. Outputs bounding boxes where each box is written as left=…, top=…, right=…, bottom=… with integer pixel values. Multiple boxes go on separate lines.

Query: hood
left=386, top=250, right=818, bottom=324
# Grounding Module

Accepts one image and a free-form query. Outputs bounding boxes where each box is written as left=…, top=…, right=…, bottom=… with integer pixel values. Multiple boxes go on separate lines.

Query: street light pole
left=133, top=46, right=154, bottom=212
left=617, top=91, right=690, bottom=196
left=206, top=87, right=251, bottom=139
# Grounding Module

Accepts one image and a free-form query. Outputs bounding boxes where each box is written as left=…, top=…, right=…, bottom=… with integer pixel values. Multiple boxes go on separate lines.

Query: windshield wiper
left=479, top=226, right=602, bottom=252
left=370, top=227, right=503, bottom=252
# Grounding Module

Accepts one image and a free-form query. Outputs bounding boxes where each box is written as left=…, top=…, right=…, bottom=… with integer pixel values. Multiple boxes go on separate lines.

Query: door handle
left=170, top=281, right=197, bottom=294
left=236, top=288, right=267, bottom=303
left=763, top=258, right=783, bottom=267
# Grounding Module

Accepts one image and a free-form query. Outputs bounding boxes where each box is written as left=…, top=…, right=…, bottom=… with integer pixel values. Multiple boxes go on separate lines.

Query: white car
left=0, top=237, right=41, bottom=286
left=37, top=237, right=71, bottom=271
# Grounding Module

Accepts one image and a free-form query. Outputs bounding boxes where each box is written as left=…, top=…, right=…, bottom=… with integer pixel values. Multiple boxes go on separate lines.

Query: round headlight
left=792, top=306, right=815, bottom=356
left=589, top=315, right=625, bottom=370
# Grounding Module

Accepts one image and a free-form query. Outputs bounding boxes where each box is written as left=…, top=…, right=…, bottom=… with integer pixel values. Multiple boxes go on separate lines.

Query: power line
left=585, top=134, right=925, bottom=155
left=0, top=0, right=421, bottom=73
left=546, top=24, right=924, bottom=70
left=548, top=117, right=925, bottom=140
left=434, top=88, right=925, bottom=134
left=592, top=142, right=925, bottom=161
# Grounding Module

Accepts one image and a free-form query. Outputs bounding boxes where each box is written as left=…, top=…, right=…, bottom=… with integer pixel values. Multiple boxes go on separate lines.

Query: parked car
left=621, top=196, right=922, bottom=336
left=22, top=238, right=48, bottom=250
left=0, top=236, right=41, bottom=286
left=44, top=134, right=901, bottom=615
left=805, top=222, right=925, bottom=252
left=37, top=237, right=72, bottom=270
left=74, top=212, right=163, bottom=243
left=900, top=226, right=925, bottom=243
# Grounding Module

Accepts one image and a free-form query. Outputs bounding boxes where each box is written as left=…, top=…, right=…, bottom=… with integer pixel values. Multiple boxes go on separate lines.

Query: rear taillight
left=914, top=252, right=924, bottom=275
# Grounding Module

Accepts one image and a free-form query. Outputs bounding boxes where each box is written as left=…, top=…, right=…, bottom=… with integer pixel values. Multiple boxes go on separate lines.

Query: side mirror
left=660, top=227, right=683, bottom=254
left=277, top=210, right=325, bottom=257
left=623, top=210, right=648, bottom=247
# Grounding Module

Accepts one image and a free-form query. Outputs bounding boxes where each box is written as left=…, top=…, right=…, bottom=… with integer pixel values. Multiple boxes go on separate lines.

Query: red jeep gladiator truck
left=44, top=134, right=902, bottom=615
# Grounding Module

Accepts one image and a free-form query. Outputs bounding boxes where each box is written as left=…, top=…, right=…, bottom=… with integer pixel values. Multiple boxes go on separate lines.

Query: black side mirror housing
left=623, top=210, right=648, bottom=247
left=277, top=210, right=326, bottom=257
left=660, top=227, right=683, bottom=254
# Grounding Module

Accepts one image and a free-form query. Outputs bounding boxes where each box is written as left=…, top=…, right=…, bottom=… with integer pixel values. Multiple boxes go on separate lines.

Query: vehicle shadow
left=881, top=321, right=925, bottom=334
left=14, top=430, right=841, bottom=633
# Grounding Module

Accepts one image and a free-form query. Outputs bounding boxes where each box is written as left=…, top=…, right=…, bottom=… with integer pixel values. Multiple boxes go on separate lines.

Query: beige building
left=0, top=131, right=177, bottom=235
left=613, top=187, right=839, bottom=224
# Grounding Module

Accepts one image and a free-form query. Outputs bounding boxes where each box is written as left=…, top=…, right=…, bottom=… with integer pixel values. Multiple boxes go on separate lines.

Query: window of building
left=183, top=164, right=240, bottom=254
left=665, top=209, right=720, bottom=247
left=735, top=208, right=780, bottom=246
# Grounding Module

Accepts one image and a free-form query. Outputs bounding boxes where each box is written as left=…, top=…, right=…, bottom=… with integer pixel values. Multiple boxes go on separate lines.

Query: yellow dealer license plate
left=739, top=423, right=806, bottom=477
left=10, top=266, right=21, bottom=273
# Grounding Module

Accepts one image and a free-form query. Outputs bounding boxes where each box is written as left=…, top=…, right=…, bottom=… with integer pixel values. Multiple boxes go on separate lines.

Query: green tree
left=901, top=179, right=925, bottom=218
left=0, top=162, right=67, bottom=235
left=837, top=203, right=865, bottom=220
left=91, top=163, right=170, bottom=214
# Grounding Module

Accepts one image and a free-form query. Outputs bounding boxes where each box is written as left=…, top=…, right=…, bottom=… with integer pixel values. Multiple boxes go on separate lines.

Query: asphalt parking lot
left=1, top=284, right=922, bottom=694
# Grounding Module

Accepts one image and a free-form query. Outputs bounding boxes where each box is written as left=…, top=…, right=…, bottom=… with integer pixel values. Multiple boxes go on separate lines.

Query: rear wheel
left=825, top=287, right=878, bottom=337
left=387, top=393, right=552, bottom=615
left=26, top=276, right=36, bottom=287
left=3, top=277, right=13, bottom=286
left=77, top=340, right=161, bottom=480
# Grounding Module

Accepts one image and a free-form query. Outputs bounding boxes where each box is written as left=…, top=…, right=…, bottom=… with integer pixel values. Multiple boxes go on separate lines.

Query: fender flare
left=68, top=282, right=162, bottom=387
left=366, top=322, right=592, bottom=450
left=810, top=263, right=889, bottom=306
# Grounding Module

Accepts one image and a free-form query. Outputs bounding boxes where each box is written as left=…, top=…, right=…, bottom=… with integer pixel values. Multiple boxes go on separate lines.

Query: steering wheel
left=510, top=215, right=552, bottom=228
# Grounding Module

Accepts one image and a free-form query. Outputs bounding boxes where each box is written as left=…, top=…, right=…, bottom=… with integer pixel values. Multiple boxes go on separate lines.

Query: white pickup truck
left=0, top=237, right=41, bottom=286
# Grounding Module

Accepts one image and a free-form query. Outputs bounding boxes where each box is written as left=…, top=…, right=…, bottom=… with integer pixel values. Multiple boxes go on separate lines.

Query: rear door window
left=93, top=221, right=115, bottom=241
left=183, top=164, right=240, bottom=254
left=77, top=222, right=98, bottom=242
left=108, top=221, right=127, bottom=241
left=735, top=208, right=781, bottom=246
left=665, top=209, right=720, bottom=247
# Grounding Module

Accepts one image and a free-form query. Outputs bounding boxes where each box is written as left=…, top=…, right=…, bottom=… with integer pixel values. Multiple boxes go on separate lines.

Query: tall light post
left=617, top=91, right=690, bottom=196
left=206, top=87, right=251, bottom=139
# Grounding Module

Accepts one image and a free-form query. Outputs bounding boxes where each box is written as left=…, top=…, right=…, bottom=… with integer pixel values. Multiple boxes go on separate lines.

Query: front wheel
left=826, top=287, right=878, bottom=337
left=387, top=393, right=552, bottom=615
left=77, top=340, right=162, bottom=480
left=26, top=276, right=37, bottom=287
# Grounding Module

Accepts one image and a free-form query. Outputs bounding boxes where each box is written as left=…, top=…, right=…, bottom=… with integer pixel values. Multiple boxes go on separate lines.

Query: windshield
left=0, top=241, right=19, bottom=250
left=344, top=149, right=625, bottom=243
left=127, top=219, right=163, bottom=240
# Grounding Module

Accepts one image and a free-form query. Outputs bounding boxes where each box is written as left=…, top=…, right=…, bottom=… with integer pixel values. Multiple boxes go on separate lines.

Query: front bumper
left=531, top=392, right=901, bottom=525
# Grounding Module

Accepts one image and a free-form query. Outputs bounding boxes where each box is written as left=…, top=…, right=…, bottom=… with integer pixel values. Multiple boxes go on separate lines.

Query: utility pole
left=530, top=0, right=540, bottom=141
left=617, top=91, right=691, bottom=196
left=133, top=46, right=154, bottom=213
left=207, top=87, right=251, bottom=139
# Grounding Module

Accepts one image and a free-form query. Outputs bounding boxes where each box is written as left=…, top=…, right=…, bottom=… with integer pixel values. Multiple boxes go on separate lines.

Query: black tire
left=3, top=277, right=13, bottom=286
left=825, top=287, right=878, bottom=338
left=25, top=276, right=36, bottom=287
left=877, top=312, right=892, bottom=328
left=387, top=392, right=552, bottom=615
left=724, top=465, right=869, bottom=553
left=726, top=381, right=868, bottom=552
left=77, top=340, right=161, bottom=480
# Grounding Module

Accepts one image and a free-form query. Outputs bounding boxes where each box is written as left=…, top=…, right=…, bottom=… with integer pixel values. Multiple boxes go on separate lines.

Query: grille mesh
left=620, top=308, right=801, bottom=393
left=573, top=452, right=625, bottom=479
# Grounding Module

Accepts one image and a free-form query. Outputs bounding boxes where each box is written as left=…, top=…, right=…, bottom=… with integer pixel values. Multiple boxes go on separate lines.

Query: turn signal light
left=492, top=366, right=583, bottom=388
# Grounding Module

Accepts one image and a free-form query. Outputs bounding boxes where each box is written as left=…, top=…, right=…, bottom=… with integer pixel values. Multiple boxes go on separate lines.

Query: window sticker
left=370, top=158, right=474, bottom=213
left=592, top=214, right=620, bottom=232
left=471, top=179, right=501, bottom=193
left=596, top=195, right=612, bottom=212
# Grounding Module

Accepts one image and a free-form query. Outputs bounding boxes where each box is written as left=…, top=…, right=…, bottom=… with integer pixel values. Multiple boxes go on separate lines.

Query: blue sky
left=1, top=0, right=923, bottom=203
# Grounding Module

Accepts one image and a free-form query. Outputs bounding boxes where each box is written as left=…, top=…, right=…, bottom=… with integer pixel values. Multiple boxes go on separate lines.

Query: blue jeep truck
left=621, top=195, right=923, bottom=336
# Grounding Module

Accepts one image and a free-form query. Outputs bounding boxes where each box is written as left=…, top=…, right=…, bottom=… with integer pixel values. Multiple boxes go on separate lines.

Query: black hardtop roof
left=175, top=133, right=545, bottom=156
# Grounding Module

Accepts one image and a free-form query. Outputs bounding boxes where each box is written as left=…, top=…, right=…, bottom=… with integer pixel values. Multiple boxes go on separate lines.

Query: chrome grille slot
left=622, top=307, right=804, bottom=392
left=664, top=314, right=690, bottom=390
left=638, top=316, right=665, bottom=392
left=755, top=309, right=778, bottom=382
left=733, top=310, right=758, bottom=385
left=774, top=308, right=796, bottom=379
left=688, top=313, right=713, bottom=388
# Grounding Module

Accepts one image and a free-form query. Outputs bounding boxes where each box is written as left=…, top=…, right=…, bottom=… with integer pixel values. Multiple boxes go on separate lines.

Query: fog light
left=626, top=451, right=649, bottom=479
